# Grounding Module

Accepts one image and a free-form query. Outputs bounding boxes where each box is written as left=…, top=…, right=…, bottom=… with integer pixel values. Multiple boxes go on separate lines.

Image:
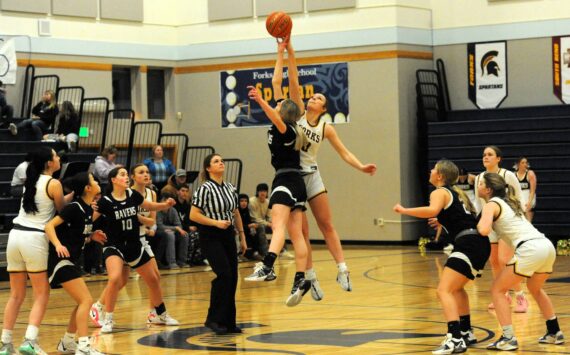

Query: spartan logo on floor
left=481, top=51, right=500, bottom=77
left=137, top=322, right=495, bottom=353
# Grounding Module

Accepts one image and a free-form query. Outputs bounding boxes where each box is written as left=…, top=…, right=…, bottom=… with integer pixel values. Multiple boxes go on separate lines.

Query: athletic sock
left=24, top=325, right=39, bottom=341
left=337, top=262, right=348, bottom=273
left=1, top=329, right=12, bottom=344
left=294, top=272, right=305, bottom=284
left=263, top=252, right=278, bottom=269
left=155, top=303, right=166, bottom=316
left=78, top=336, right=90, bottom=350
left=306, top=268, right=317, bottom=280
left=546, top=316, right=561, bottom=334
left=447, top=320, right=461, bottom=339
left=105, top=312, right=114, bottom=321
left=63, top=332, right=75, bottom=342
left=502, top=325, right=514, bottom=339
left=459, top=315, right=471, bottom=332
left=515, top=290, right=525, bottom=297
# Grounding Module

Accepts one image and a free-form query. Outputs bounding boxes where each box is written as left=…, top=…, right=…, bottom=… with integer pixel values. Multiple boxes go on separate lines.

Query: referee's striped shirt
left=192, top=179, right=238, bottom=223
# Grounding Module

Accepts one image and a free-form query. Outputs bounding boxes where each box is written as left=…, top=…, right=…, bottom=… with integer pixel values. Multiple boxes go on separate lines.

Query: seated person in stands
left=239, top=193, right=264, bottom=260
left=156, top=193, right=189, bottom=269
left=174, top=184, right=192, bottom=232
left=143, top=145, right=176, bottom=192
left=43, top=101, right=80, bottom=152
left=10, top=153, right=32, bottom=198
left=93, top=145, right=119, bottom=189
left=248, top=183, right=271, bottom=257
left=161, top=169, right=187, bottom=197
left=0, top=80, right=14, bottom=127
left=10, top=90, right=59, bottom=140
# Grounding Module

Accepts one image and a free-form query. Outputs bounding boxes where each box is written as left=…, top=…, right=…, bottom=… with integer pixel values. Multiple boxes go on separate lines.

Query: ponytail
left=504, top=184, right=524, bottom=217
left=482, top=173, right=524, bottom=217
left=452, top=185, right=476, bottom=216
left=23, top=147, right=54, bottom=214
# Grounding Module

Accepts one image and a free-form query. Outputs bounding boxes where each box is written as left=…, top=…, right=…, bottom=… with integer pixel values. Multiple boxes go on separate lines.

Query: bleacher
left=0, top=65, right=244, bottom=279
left=418, top=63, right=570, bottom=241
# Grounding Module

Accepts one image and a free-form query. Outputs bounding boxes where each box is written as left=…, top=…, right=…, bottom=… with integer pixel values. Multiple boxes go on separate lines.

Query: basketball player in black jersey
left=45, top=172, right=106, bottom=355
left=243, top=41, right=312, bottom=307
left=93, top=167, right=177, bottom=333
left=394, top=160, right=491, bottom=355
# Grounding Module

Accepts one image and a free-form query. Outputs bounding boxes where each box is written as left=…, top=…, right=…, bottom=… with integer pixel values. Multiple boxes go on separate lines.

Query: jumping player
left=244, top=40, right=312, bottom=307
left=273, top=37, right=376, bottom=298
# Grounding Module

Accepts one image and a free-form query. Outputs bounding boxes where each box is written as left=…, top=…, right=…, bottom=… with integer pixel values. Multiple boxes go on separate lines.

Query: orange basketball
left=266, top=11, right=292, bottom=39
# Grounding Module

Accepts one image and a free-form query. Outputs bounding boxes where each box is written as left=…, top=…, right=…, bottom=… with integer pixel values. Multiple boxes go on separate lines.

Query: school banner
left=220, top=62, right=348, bottom=128
left=553, top=36, right=570, bottom=104
left=467, top=41, right=507, bottom=109
left=0, top=38, right=17, bottom=85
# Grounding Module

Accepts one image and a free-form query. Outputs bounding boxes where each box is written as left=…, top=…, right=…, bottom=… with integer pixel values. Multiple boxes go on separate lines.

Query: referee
left=190, top=153, right=247, bottom=335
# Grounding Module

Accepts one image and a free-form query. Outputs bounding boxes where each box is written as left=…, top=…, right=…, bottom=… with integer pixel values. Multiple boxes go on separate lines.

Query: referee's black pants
left=199, top=227, right=238, bottom=328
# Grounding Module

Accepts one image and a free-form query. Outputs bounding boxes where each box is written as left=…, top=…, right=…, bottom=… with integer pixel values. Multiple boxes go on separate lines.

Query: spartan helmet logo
left=480, top=50, right=500, bottom=77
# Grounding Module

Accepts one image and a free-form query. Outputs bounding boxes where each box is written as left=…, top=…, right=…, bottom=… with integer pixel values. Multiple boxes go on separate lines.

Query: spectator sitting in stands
left=174, top=184, right=205, bottom=266
left=248, top=183, right=271, bottom=257
left=93, top=145, right=119, bottom=189
left=10, top=89, right=59, bottom=140
left=143, top=145, right=176, bottom=193
left=43, top=101, right=80, bottom=152
left=238, top=193, right=264, bottom=261
left=161, top=169, right=187, bottom=197
left=156, top=192, right=189, bottom=269
left=10, top=153, right=32, bottom=198
left=0, top=80, right=14, bottom=127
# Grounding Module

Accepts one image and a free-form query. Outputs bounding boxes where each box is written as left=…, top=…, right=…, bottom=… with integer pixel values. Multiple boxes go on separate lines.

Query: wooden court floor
left=1, top=245, right=569, bottom=354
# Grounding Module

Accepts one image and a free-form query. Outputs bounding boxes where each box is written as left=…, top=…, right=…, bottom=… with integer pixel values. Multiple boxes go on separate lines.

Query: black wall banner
left=553, top=35, right=570, bottom=104
left=467, top=41, right=507, bottom=109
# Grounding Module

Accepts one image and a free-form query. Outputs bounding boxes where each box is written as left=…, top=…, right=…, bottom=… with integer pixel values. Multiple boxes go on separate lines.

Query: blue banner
left=220, top=62, right=349, bottom=128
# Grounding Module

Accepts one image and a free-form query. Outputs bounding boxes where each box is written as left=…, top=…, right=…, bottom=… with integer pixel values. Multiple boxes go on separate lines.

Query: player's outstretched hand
left=362, top=163, right=377, bottom=176
left=247, top=86, right=262, bottom=103
left=393, top=203, right=405, bottom=214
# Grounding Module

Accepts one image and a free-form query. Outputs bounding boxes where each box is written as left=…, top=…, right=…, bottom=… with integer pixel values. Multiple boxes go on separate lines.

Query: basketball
left=266, top=11, right=292, bottom=39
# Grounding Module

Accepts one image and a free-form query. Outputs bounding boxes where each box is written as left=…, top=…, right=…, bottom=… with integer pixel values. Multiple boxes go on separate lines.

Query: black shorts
left=269, top=171, right=307, bottom=211
left=103, top=240, right=153, bottom=269
left=48, top=260, right=82, bottom=289
left=445, top=232, right=491, bottom=280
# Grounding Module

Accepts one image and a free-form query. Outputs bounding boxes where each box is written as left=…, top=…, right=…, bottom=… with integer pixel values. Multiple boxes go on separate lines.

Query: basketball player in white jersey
left=473, top=146, right=529, bottom=312
left=514, top=157, right=537, bottom=222
left=275, top=37, right=376, bottom=298
left=0, top=147, right=72, bottom=355
left=478, top=173, right=564, bottom=350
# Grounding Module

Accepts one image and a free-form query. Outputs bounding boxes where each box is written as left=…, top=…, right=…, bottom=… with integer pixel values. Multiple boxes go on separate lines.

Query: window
left=112, top=67, right=132, bottom=116
left=147, top=69, right=165, bottom=119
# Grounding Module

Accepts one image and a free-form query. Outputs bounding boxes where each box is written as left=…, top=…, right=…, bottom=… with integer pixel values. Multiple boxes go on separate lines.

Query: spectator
left=143, top=145, right=175, bottom=192
left=44, top=101, right=80, bottom=152
left=93, top=145, right=119, bottom=188
left=0, top=80, right=14, bottom=126
left=10, top=153, right=32, bottom=197
left=161, top=168, right=187, bottom=197
left=156, top=193, right=189, bottom=269
left=174, top=184, right=205, bottom=266
left=238, top=193, right=263, bottom=261
left=10, top=90, right=58, bottom=140
left=248, top=183, right=270, bottom=256
left=456, top=167, right=476, bottom=207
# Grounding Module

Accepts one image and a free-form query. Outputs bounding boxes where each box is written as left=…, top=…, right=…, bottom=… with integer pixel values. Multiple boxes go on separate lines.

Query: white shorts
left=6, top=229, right=49, bottom=273
left=302, top=171, right=327, bottom=201
left=508, top=239, right=556, bottom=277
left=520, top=190, right=536, bottom=211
